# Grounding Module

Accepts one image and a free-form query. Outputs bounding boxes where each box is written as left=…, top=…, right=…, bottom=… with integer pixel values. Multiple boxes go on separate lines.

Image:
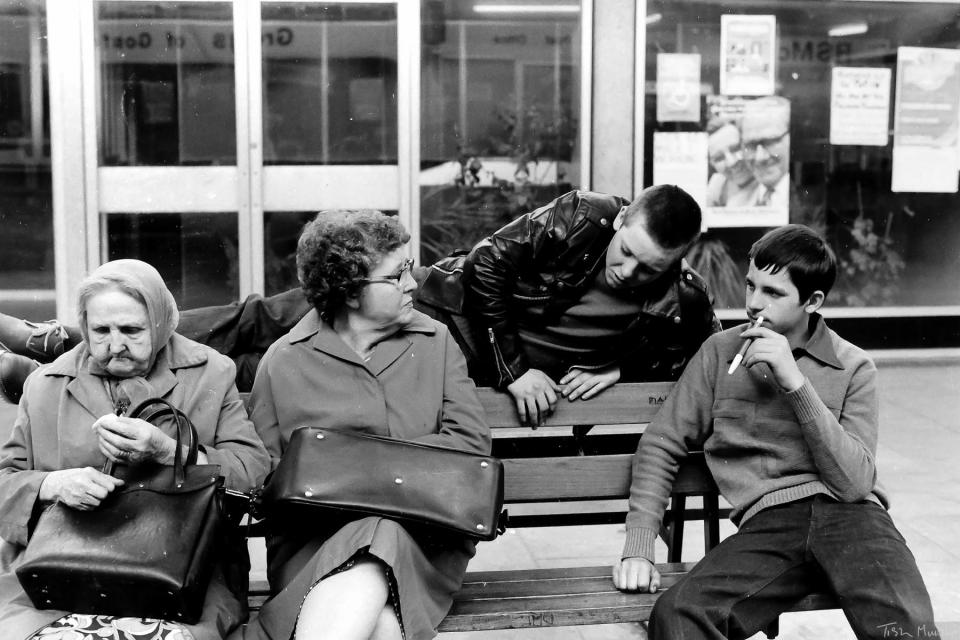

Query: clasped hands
left=37, top=414, right=177, bottom=511
left=506, top=364, right=620, bottom=428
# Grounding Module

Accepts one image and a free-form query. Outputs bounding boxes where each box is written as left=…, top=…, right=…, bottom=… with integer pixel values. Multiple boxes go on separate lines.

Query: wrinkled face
left=708, top=123, right=754, bottom=188
left=741, top=108, right=790, bottom=189
left=745, top=260, right=811, bottom=345
left=85, top=289, right=154, bottom=378
left=355, top=247, right=418, bottom=327
left=604, top=211, right=687, bottom=290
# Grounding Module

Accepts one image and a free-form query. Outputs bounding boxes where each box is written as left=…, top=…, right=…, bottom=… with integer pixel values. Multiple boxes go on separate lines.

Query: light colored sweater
left=623, top=314, right=887, bottom=562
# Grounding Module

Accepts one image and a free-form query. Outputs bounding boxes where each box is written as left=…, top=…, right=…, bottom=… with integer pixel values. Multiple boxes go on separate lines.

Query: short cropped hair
left=748, top=224, right=837, bottom=301
left=297, top=209, right=410, bottom=320
left=623, top=184, right=702, bottom=250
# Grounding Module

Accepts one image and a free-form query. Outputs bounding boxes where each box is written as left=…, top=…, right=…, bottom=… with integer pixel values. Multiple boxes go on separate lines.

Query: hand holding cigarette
left=728, top=315, right=764, bottom=374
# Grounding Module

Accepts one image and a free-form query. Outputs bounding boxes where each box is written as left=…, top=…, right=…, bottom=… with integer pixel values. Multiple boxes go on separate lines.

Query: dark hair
left=296, top=209, right=410, bottom=320
left=748, top=224, right=837, bottom=301
left=623, top=184, right=701, bottom=249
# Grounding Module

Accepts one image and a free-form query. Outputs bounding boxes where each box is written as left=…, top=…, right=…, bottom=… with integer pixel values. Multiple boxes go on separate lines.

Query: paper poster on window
left=891, top=47, right=960, bottom=193
left=701, top=95, right=791, bottom=229
left=653, top=132, right=708, bottom=209
left=720, top=15, right=776, bottom=96
left=657, top=53, right=701, bottom=123
left=830, top=67, right=891, bottom=146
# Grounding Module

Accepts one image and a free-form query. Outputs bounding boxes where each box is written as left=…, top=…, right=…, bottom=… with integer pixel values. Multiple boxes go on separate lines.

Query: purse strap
left=122, top=397, right=199, bottom=486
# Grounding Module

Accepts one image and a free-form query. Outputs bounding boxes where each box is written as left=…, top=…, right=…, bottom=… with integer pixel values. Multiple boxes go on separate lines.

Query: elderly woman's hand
left=38, top=467, right=124, bottom=510
left=92, top=413, right=178, bottom=465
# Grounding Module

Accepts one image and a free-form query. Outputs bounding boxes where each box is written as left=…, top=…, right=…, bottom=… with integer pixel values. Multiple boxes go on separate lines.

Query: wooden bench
left=245, top=382, right=839, bottom=635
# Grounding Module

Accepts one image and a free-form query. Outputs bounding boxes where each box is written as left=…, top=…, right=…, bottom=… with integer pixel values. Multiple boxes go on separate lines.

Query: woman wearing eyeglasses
left=235, top=209, right=491, bottom=640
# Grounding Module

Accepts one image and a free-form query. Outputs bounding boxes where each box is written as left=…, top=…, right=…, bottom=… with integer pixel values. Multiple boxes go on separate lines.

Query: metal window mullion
left=580, top=0, right=592, bottom=190
left=48, top=0, right=91, bottom=319
left=235, top=0, right=264, bottom=296
left=633, top=0, right=647, bottom=196
left=398, top=0, right=419, bottom=258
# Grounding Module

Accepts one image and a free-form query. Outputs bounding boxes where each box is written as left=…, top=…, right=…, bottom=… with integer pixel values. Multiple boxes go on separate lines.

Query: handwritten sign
left=830, top=67, right=891, bottom=146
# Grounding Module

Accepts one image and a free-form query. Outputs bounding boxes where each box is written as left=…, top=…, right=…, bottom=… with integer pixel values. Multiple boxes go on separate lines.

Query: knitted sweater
left=622, top=314, right=888, bottom=562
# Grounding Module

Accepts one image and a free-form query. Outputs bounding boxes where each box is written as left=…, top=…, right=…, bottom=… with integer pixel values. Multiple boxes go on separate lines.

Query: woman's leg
left=369, top=605, right=403, bottom=640
left=295, top=558, right=397, bottom=640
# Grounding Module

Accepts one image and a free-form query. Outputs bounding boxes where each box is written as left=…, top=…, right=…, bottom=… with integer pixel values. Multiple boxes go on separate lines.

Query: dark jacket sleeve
left=461, top=191, right=582, bottom=387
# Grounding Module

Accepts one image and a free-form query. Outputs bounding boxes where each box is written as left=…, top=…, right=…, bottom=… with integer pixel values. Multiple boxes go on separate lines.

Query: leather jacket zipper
left=487, top=328, right=515, bottom=386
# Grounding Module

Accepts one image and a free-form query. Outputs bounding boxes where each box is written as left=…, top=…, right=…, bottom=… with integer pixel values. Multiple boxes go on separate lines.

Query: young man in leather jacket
left=1, top=188, right=718, bottom=420
left=417, top=185, right=720, bottom=426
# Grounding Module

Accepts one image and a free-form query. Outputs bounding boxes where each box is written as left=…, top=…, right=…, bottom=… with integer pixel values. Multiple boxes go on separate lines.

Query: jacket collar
left=794, top=313, right=844, bottom=370
left=43, top=334, right=209, bottom=413
left=288, top=308, right=437, bottom=375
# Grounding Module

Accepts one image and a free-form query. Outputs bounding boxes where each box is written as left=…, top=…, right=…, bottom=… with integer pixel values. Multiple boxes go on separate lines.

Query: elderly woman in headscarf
left=236, top=210, right=491, bottom=640
left=0, top=259, right=270, bottom=640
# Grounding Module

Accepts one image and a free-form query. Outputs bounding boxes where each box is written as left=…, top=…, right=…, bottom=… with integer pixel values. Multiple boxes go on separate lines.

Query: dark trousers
left=650, top=495, right=938, bottom=640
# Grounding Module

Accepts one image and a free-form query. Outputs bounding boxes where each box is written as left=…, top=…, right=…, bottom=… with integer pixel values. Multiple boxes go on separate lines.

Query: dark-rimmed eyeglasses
left=742, top=131, right=788, bottom=157
left=359, top=258, right=415, bottom=287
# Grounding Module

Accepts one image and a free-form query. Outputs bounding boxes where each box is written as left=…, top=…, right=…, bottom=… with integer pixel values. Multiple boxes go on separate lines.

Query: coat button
left=600, top=218, right=609, bottom=226
left=395, top=477, right=403, bottom=484
left=685, top=273, right=693, bottom=281
left=673, top=316, right=681, bottom=324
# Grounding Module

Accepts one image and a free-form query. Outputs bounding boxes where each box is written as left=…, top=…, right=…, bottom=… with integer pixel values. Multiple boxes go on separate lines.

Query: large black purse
left=260, top=426, right=505, bottom=541
left=16, top=398, right=224, bottom=624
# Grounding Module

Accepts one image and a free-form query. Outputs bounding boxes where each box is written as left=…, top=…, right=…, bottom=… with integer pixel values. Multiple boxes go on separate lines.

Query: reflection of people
left=239, top=210, right=491, bottom=640
left=613, top=225, right=938, bottom=639
left=741, top=96, right=791, bottom=208
left=452, top=186, right=720, bottom=426
left=0, top=259, right=270, bottom=640
left=705, top=117, right=757, bottom=207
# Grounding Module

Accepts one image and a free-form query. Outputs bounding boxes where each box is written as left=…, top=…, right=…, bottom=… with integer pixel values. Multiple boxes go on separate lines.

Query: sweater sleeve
left=786, top=355, right=879, bottom=502
left=622, top=341, right=716, bottom=562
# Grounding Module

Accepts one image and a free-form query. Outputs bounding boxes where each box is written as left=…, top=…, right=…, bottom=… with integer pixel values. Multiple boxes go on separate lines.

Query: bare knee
left=370, top=604, right=403, bottom=640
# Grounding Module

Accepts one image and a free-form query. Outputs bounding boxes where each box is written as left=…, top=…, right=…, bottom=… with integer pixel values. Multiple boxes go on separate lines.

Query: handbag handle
left=112, top=397, right=199, bottom=486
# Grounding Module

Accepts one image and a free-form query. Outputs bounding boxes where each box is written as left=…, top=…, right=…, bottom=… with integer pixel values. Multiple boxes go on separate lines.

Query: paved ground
left=3, top=359, right=958, bottom=639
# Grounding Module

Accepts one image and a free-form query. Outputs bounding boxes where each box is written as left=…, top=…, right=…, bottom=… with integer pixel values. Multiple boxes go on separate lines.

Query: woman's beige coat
left=0, top=335, right=271, bottom=640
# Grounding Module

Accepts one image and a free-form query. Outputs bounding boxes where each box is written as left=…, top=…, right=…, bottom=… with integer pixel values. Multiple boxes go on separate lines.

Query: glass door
left=78, top=0, right=410, bottom=309
left=256, top=0, right=412, bottom=295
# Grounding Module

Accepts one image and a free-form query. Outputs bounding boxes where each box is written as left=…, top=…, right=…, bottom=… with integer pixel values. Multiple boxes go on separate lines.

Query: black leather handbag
left=261, top=426, right=505, bottom=541
left=16, top=398, right=224, bottom=623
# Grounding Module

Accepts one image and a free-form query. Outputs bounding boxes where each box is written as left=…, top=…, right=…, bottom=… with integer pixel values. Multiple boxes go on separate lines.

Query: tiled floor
left=3, top=360, right=958, bottom=639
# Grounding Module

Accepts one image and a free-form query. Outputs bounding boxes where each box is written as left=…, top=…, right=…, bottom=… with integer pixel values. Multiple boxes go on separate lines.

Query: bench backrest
left=475, top=382, right=718, bottom=529
left=239, top=382, right=720, bottom=530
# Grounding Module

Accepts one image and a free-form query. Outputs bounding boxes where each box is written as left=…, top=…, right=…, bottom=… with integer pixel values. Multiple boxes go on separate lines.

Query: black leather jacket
left=459, top=190, right=721, bottom=387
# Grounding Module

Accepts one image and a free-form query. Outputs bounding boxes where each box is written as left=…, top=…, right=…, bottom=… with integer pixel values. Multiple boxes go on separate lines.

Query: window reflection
left=0, top=0, right=53, bottom=305
left=261, top=3, right=398, bottom=165
left=97, top=2, right=236, bottom=166
left=419, top=0, right=581, bottom=266
left=263, top=209, right=398, bottom=295
left=646, top=0, right=960, bottom=309
left=106, top=212, right=238, bottom=307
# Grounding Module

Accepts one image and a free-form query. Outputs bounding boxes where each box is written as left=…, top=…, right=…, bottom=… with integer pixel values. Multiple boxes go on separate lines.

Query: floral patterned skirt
left=28, top=614, right=192, bottom=640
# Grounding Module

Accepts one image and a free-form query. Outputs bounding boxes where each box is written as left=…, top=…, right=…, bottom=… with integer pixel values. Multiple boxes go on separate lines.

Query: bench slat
left=503, top=452, right=718, bottom=503
left=477, top=382, right=674, bottom=429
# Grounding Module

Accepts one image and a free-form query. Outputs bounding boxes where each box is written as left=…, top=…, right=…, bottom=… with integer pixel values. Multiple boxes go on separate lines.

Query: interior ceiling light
left=474, top=4, right=580, bottom=14
left=828, top=21, right=869, bottom=37
left=646, top=13, right=663, bottom=25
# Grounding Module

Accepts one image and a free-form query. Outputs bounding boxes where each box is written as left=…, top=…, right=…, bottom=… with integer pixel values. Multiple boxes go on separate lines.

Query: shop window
left=97, top=1, right=236, bottom=166
left=646, top=0, right=960, bottom=310
left=419, top=0, right=582, bottom=266
left=0, top=0, right=54, bottom=317
left=263, top=209, right=398, bottom=296
left=261, top=2, right=398, bottom=165
left=106, top=212, right=238, bottom=308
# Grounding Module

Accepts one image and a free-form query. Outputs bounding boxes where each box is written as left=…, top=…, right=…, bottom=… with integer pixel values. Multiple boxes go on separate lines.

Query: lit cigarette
left=727, top=315, right=764, bottom=375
